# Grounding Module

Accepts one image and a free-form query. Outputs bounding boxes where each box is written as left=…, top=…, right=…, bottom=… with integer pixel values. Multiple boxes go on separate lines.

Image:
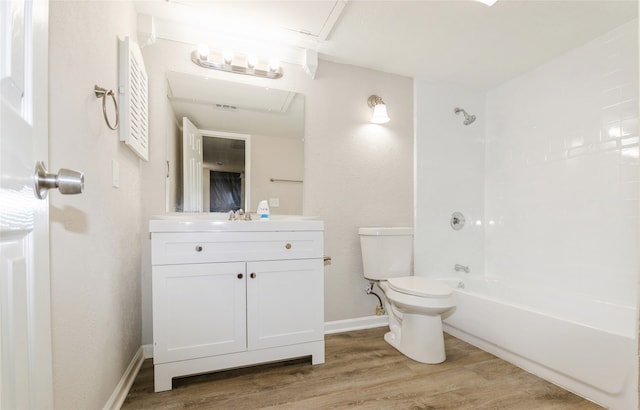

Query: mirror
left=166, top=71, right=305, bottom=215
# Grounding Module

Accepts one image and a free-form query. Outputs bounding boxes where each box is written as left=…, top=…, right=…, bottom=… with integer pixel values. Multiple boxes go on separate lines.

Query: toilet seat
left=387, top=276, right=452, bottom=298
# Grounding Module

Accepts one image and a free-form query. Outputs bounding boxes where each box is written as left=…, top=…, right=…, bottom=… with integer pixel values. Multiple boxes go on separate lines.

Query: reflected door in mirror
left=183, top=117, right=203, bottom=212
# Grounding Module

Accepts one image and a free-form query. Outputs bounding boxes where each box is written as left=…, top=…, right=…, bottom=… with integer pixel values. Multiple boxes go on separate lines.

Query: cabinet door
left=246, top=259, right=324, bottom=350
left=153, top=262, right=246, bottom=364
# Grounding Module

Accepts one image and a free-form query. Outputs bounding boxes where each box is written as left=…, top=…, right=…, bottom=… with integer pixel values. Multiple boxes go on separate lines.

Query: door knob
left=34, top=161, right=84, bottom=199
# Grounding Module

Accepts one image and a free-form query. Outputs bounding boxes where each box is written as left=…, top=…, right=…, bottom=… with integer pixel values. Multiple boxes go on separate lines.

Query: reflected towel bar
left=270, top=178, right=303, bottom=183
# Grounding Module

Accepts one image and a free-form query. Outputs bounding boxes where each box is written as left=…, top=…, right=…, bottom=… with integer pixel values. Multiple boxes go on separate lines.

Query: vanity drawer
left=151, top=231, right=323, bottom=265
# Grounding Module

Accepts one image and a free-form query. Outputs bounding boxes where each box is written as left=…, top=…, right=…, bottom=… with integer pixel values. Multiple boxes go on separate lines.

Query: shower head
left=454, top=107, right=476, bottom=125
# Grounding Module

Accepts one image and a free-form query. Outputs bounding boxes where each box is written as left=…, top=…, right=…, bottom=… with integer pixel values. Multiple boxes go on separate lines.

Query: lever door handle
left=34, top=161, right=84, bottom=199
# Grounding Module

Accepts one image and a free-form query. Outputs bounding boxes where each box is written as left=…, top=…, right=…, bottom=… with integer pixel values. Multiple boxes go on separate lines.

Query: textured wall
left=300, top=62, right=414, bottom=321
left=48, top=1, right=141, bottom=408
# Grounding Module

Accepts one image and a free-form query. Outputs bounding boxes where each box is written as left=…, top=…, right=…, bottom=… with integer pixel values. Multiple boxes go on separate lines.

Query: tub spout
left=454, top=264, right=470, bottom=273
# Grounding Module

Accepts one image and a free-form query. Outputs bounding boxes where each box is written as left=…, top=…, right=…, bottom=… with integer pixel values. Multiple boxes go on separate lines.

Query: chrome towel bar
left=270, top=178, right=303, bottom=183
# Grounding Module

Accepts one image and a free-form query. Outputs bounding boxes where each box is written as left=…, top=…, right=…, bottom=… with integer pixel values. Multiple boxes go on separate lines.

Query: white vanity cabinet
left=149, top=219, right=325, bottom=392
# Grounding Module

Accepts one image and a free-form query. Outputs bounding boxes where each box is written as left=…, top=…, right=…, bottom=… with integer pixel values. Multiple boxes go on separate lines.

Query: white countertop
left=149, top=213, right=324, bottom=233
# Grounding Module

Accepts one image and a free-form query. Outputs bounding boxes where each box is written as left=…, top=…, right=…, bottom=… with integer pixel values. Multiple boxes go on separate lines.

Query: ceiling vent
left=215, top=104, right=238, bottom=111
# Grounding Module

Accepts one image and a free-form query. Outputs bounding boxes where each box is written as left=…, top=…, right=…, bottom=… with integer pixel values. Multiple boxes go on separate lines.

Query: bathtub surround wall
left=49, top=2, right=142, bottom=409
left=485, top=19, right=639, bottom=307
left=413, top=83, right=485, bottom=278
left=415, top=19, right=638, bottom=408
left=141, top=39, right=414, bottom=344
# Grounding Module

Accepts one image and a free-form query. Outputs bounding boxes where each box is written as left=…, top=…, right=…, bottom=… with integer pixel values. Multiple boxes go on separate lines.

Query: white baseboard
left=324, top=315, right=388, bottom=334
left=142, top=344, right=153, bottom=359
left=103, top=346, right=145, bottom=410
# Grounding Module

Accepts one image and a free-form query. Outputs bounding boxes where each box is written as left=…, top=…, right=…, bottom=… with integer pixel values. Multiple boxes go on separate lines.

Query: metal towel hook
left=94, top=85, right=119, bottom=130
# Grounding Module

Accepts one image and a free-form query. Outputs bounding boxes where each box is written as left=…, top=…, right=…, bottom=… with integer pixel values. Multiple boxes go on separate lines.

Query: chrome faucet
left=454, top=264, right=470, bottom=273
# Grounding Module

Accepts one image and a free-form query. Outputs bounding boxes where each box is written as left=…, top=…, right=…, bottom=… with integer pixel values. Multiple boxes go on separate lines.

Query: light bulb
left=197, top=44, right=210, bottom=60
left=247, top=54, right=258, bottom=69
left=222, top=49, right=234, bottom=65
left=269, top=58, right=281, bottom=72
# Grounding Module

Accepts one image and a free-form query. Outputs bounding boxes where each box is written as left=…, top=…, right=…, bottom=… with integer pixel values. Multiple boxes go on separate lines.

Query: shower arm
left=454, top=107, right=476, bottom=125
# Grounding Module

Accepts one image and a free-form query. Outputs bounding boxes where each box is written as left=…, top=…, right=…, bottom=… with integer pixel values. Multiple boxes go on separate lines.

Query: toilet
left=359, top=227, right=455, bottom=364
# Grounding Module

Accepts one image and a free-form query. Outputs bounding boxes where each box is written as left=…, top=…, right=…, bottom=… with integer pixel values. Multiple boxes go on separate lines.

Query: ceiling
left=135, top=0, right=637, bottom=90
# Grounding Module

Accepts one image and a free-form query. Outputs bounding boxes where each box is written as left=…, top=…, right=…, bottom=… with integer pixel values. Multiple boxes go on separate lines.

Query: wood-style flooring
left=121, top=328, right=602, bottom=409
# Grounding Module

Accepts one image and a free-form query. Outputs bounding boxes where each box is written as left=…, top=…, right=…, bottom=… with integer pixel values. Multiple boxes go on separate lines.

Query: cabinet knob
left=237, top=273, right=243, bottom=279
left=195, top=245, right=203, bottom=252
left=285, top=243, right=292, bottom=250
left=250, top=272, right=256, bottom=279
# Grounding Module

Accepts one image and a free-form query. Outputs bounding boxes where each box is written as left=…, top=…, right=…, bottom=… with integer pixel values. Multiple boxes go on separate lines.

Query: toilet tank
left=358, top=227, right=413, bottom=280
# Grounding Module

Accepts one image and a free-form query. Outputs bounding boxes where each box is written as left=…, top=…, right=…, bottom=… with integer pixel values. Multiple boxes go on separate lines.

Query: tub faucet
left=454, top=264, right=470, bottom=273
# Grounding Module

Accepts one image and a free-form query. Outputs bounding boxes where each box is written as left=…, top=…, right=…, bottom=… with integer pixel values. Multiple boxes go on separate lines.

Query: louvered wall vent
left=118, top=37, right=149, bottom=161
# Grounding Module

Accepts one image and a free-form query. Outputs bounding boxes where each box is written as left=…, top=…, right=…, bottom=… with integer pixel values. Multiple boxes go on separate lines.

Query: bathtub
left=439, top=277, right=637, bottom=409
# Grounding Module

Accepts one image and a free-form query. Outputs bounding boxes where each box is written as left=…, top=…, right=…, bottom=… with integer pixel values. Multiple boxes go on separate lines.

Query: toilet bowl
left=359, top=227, right=456, bottom=364
left=380, top=277, right=455, bottom=363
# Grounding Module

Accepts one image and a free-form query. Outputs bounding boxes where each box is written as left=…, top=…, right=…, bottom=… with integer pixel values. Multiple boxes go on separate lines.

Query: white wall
left=414, top=82, right=485, bottom=279
left=416, top=20, right=638, bottom=306
left=49, top=2, right=141, bottom=408
left=141, top=39, right=414, bottom=343
left=485, top=19, right=638, bottom=306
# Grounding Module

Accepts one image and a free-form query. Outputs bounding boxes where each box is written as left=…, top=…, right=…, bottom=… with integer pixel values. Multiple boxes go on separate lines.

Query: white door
left=182, top=117, right=203, bottom=212
left=0, top=0, right=52, bottom=408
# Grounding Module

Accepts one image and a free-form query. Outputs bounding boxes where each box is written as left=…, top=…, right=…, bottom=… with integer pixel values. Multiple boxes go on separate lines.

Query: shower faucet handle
left=454, top=264, right=470, bottom=273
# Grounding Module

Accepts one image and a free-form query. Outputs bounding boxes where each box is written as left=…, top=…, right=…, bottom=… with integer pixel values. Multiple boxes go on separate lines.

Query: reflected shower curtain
left=210, top=171, right=242, bottom=212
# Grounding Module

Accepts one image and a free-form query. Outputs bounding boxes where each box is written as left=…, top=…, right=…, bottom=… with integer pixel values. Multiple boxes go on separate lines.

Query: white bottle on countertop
left=257, top=200, right=270, bottom=220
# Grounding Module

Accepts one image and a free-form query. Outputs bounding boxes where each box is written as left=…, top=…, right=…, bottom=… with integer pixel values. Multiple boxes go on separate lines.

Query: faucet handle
left=454, top=264, right=470, bottom=273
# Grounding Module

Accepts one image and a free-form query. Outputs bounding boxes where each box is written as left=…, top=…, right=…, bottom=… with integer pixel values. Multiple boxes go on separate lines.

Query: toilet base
left=384, top=312, right=446, bottom=364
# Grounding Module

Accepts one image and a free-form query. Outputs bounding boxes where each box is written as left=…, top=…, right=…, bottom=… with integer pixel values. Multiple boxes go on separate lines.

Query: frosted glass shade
left=371, top=103, right=390, bottom=124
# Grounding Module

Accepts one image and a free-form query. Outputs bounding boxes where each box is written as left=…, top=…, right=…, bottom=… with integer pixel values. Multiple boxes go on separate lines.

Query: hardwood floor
left=122, top=328, right=602, bottom=409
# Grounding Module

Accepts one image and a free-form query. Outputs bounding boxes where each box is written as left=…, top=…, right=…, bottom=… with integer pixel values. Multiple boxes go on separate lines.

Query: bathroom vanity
left=149, top=215, right=325, bottom=392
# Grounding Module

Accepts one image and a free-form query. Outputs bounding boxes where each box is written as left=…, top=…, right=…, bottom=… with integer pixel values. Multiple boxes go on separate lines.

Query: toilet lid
left=387, top=276, right=452, bottom=298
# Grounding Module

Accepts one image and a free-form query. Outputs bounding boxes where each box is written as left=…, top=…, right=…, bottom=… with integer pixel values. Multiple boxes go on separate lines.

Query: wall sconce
left=475, top=0, right=498, bottom=5
left=191, top=47, right=283, bottom=80
left=367, top=95, right=390, bottom=124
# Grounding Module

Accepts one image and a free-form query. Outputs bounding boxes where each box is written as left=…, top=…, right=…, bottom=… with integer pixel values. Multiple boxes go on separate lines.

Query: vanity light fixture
left=367, top=95, right=390, bottom=124
left=191, top=48, right=283, bottom=79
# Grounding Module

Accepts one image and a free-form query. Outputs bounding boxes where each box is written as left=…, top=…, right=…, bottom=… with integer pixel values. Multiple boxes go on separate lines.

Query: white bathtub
left=439, top=277, right=637, bottom=409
